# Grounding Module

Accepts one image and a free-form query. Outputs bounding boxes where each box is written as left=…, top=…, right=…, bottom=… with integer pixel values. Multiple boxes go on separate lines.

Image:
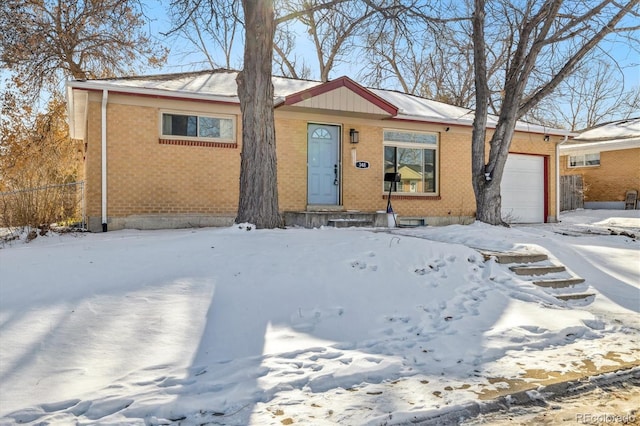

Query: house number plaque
left=355, top=161, right=370, bottom=169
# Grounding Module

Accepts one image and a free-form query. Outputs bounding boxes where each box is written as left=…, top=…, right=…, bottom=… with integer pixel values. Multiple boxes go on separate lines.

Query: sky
left=143, top=0, right=639, bottom=90
left=1, top=209, right=638, bottom=425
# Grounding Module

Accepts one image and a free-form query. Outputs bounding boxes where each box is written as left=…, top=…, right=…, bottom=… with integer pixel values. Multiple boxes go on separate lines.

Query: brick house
left=66, top=70, right=571, bottom=232
left=560, top=118, right=640, bottom=209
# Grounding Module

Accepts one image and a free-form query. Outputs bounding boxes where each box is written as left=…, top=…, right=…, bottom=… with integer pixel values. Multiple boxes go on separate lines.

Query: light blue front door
left=308, top=124, right=340, bottom=205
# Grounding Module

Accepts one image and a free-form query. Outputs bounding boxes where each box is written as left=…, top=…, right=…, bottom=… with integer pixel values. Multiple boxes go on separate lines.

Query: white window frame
left=160, top=110, right=236, bottom=143
left=568, top=152, right=600, bottom=168
left=383, top=129, right=439, bottom=195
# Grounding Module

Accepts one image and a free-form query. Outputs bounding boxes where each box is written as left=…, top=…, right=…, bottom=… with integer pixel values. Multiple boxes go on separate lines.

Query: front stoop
left=283, top=211, right=387, bottom=228
left=482, top=250, right=594, bottom=302
left=327, top=218, right=374, bottom=228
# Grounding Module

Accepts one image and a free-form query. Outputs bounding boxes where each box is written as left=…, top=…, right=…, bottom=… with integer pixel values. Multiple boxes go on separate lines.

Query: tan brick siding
left=84, top=94, right=241, bottom=226
left=83, top=91, right=558, bottom=227
left=560, top=148, right=640, bottom=202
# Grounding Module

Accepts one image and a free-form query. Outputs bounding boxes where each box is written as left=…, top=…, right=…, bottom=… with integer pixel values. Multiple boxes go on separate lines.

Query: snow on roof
left=371, top=89, right=475, bottom=123
left=573, top=117, right=640, bottom=142
left=560, top=118, right=640, bottom=154
left=68, top=69, right=570, bottom=135
left=69, top=69, right=322, bottom=102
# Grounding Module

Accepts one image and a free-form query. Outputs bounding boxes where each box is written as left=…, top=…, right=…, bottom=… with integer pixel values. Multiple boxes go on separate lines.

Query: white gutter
left=559, top=138, right=640, bottom=154
left=101, top=89, right=108, bottom=232
left=556, top=135, right=569, bottom=222
left=392, top=114, right=576, bottom=136
left=66, top=85, right=76, bottom=139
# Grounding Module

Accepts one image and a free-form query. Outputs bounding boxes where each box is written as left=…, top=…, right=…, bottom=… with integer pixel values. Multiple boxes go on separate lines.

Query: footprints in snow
left=6, top=397, right=133, bottom=424
left=350, top=251, right=378, bottom=271
left=292, top=306, right=345, bottom=333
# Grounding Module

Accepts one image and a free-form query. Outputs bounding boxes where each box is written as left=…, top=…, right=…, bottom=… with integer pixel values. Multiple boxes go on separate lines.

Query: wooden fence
left=560, top=175, right=584, bottom=211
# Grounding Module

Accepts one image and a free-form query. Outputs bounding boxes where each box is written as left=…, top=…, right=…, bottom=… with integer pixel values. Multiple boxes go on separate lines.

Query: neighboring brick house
left=560, top=118, right=640, bottom=209
left=66, top=70, right=571, bottom=232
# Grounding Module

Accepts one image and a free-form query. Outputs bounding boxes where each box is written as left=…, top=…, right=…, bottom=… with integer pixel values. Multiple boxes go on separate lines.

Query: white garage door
left=501, top=154, right=545, bottom=223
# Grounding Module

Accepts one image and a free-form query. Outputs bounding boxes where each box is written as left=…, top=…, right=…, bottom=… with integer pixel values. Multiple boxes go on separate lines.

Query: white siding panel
left=296, top=87, right=389, bottom=115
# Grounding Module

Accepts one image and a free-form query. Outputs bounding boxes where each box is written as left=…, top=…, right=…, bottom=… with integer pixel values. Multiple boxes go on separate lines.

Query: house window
left=568, top=153, right=600, bottom=168
left=312, top=128, right=331, bottom=139
left=161, top=112, right=235, bottom=142
left=384, top=129, right=438, bottom=194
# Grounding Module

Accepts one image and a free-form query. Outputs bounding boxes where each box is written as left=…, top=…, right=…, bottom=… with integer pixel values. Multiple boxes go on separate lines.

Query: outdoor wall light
left=350, top=128, right=359, bottom=144
left=544, top=134, right=550, bottom=141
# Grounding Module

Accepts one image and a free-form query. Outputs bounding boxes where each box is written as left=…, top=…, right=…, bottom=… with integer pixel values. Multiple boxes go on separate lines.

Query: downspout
left=555, top=134, right=569, bottom=222
left=101, top=90, right=108, bottom=232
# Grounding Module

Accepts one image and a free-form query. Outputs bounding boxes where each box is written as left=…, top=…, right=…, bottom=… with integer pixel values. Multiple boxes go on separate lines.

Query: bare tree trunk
left=470, top=0, right=637, bottom=226
left=471, top=0, right=507, bottom=226
left=235, top=0, right=282, bottom=228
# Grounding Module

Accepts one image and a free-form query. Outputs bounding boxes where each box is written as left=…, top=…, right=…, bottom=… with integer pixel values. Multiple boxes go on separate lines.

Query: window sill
left=159, top=139, right=237, bottom=148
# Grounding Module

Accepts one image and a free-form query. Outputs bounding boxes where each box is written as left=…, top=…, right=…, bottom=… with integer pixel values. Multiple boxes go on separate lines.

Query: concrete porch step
left=482, top=251, right=549, bottom=264
left=480, top=248, right=594, bottom=303
left=532, top=277, right=586, bottom=288
left=509, top=265, right=566, bottom=275
left=555, top=293, right=596, bottom=301
left=284, top=211, right=387, bottom=228
left=328, top=218, right=374, bottom=228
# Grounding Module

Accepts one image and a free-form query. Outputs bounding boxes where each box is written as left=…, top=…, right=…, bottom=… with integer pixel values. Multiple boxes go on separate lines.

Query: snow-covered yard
left=1, top=210, right=638, bottom=425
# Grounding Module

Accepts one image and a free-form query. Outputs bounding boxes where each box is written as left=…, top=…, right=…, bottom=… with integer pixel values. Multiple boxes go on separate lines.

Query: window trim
left=383, top=128, right=439, bottom=196
left=159, top=110, right=236, bottom=143
left=567, top=152, right=600, bottom=168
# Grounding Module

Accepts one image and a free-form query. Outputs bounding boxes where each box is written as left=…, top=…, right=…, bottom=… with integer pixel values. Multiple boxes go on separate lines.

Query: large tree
left=235, top=0, right=282, bottom=228
left=167, top=0, right=242, bottom=69
left=0, top=0, right=167, bottom=227
left=169, top=0, right=356, bottom=228
left=471, top=0, right=639, bottom=225
left=0, top=0, right=167, bottom=97
left=531, top=59, right=640, bottom=131
left=169, top=0, right=638, bottom=228
left=279, top=0, right=375, bottom=82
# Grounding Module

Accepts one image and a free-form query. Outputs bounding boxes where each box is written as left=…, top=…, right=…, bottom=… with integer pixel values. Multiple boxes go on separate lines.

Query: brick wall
left=82, top=91, right=559, bottom=229
left=84, top=93, right=242, bottom=230
left=560, top=148, right=640, bottom=201
left=274, top=114, right=557, bottom=220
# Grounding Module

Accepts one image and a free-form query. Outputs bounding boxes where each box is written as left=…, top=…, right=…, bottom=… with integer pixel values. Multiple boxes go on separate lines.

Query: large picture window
left=568, top=153, right=600, bottom=168
left=384, top=129, right=438, bottom=194
left=161, top=112, right=235, bottom=142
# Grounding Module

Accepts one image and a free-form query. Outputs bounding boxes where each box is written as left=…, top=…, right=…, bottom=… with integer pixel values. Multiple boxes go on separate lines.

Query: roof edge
left=559, top=138, right=640, bottom=154
left=66, top=80, right=240, bottom=105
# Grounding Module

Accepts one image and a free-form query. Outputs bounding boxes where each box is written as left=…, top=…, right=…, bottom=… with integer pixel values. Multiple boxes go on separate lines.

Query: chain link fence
left=0, top=181, right=85, bottom=230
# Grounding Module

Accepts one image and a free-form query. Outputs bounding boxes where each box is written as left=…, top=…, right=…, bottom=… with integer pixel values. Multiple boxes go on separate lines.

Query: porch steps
left=482, top=251, right=594, bottom=302
left=509, top=265, right=566, bottom=275
left=556, top=293, right=596, bottom=301
left=482, top=251, right=548, bottom=264
left=327, top=218, right=374, bottom=228
left=283, top=211, right=387, bottom=228
left=532, top=277, right=586, bottom=288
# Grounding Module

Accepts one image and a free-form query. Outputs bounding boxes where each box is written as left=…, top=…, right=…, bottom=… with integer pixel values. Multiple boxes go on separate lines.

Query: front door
left=308, top=124, right=340, bottom=205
